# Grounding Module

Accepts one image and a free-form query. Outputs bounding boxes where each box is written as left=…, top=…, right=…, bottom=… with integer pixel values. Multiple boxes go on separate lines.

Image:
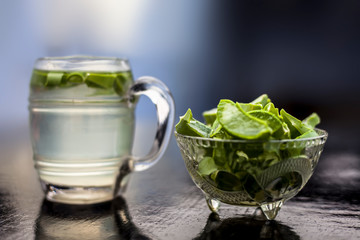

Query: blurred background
left=0, top=0, right=359, bottom=153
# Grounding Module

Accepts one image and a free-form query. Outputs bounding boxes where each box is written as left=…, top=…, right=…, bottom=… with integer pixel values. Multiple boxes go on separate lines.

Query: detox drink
left=29, top=59, right=135, bottom=202
left=29, top=56, right=176, bottom=204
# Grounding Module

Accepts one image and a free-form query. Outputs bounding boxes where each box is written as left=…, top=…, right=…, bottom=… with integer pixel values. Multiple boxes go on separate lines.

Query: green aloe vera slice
left=248, top=110, right=282, bottom=134
left=202, top=108, right=217, bottom=125
left=209, top=118, right=222, bottom=137
left=302, top=113, right=320, bottom=129
left=175, top=109, right=211, bottom=137
left=272, top=122, right=291, bottom=139
left=264, top=102, right=281, bottom=119
left=217, top=100, right=271, bottom=139
left=250, top=94, right=271, bottom=108
left=85, top=73, right=116, bottom=89
left=198, top=157, right=218, bottom=176
left=280, top=109, right=312, bottom=138
left=113, top=75, right=127, bottom=96
left=295, top=129, right=319, bottom=139
left=45, top=72, right=64, bottom=86
left=237, top=103, right=263, bottom=112
left=67, top=72, right=85, bottom=83
left=263, top=103, right=291, bottom=138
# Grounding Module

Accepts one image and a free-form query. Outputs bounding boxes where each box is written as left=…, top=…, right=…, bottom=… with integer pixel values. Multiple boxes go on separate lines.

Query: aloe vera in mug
left=29, top=56, right=175, bottom=204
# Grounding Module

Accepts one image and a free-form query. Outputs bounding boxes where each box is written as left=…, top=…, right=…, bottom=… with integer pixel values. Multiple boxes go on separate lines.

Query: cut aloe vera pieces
left=113, top=75, right=128, bottom=95
left=296, top=129, right=319, bottom=139
left=237, top=103, right=263, bottom=112
left=30, top=70, right=133, bottom=96
left=272, top=122, right=291, bottom=139
left=198, top=157, right=218, bottom=176
left=209, top=118, right=222, bottom=137
left=67, top=72, right=85, bottom=83
left=217, top=100, right=271, bottom=139
left=175, top=109, right=211, bottom=137
left=85, top=73, right=116, bottom=89
left=280, top=109, right=312, bottom=138
left=302, top=113, right=320, bottom=129
left=45, top=72, right=64, bottom=86
left=202, top=108, right=217, bottom=125
left=264, top=102, right=281, bottom=119
left=248, top=110, right=282, bottom=134
left=250, top=94, right=271, bottom=108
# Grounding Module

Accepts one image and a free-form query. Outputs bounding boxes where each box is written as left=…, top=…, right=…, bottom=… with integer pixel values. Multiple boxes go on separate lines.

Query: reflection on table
left=35, top=196, right=150, bottom=240
left=195, top=212, right=299, bottom=240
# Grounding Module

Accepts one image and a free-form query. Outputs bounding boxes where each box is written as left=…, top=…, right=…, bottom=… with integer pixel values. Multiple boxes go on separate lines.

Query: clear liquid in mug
left=29, top=62, right=135, bottom=204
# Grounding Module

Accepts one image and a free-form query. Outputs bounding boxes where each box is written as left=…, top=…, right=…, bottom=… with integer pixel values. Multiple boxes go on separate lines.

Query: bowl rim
left=174, top=128, right=328, bottom=143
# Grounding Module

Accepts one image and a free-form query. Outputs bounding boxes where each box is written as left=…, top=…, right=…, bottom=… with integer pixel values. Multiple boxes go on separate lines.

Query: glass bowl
left=175, top=129, right=328, bottom=220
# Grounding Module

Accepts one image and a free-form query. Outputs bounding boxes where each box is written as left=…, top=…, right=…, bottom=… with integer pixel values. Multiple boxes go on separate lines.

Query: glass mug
left=29, top=56, right=175, bottom=204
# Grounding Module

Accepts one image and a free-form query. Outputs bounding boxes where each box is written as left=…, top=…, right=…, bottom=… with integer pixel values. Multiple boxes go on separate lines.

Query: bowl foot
left=205, top=195, right=220, bottom=212
left=260, top=200, right=284, bottom=220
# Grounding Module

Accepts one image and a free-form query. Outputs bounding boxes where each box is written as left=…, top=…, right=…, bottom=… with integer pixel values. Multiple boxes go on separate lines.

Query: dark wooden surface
left=0, top=125, right=359, bottom=240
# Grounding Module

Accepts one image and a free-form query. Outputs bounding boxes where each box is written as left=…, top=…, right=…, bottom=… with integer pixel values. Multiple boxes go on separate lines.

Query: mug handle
left=128, top=76, right=175, bottom=171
